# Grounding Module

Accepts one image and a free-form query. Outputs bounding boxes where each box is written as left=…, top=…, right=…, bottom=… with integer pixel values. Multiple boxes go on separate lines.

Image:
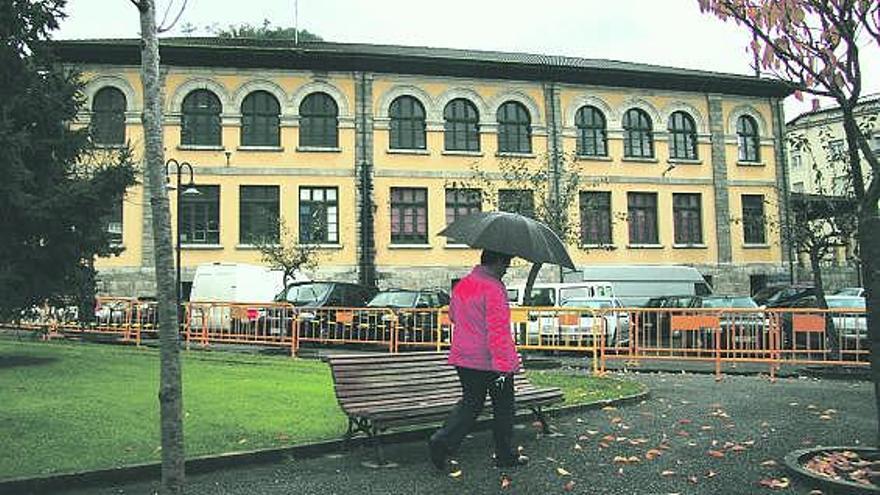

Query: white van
left=564, top=265, right=712, bottom=307
left=506, top=282, right=615, bottom=307
left=188, top=263, right=307, bottom=330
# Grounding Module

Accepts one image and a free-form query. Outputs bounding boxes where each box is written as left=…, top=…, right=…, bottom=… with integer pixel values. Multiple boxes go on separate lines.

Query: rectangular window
left=445, top=189, right=481, bottom=226
left=791, top=154, right=801, bottom=169
left=239, top=185, right=279, bottom=244
left=580, top=191, right=612, bottom=245
left=391, top=187, right=428, bottom=244
left=828, top=139, right=845, bottom=162
left=180, top=185, right=220, bottom=244
left=104, top=199, right=123, bottom=245
left=498, top=189, right=535, bottom=218
left=673, top=193, right=703, bottom=245
left=627, top=192, right=658, bottom=245
left=299, top=187, right=339, bottom=244
left=742, top=194, right=766, bottom=244
left=833, top=175, right=849, bottom=195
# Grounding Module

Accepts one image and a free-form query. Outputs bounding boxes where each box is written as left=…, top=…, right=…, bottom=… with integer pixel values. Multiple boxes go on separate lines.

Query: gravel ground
left=58, top=372, right=874, bottom=495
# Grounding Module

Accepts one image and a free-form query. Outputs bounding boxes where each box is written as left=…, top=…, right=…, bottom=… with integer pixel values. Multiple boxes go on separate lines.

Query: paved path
left=61, top=372, right=874, bottom=495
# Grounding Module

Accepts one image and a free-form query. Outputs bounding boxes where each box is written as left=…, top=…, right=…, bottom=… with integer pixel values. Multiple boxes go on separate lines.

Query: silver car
left=559, top=297, right=630, bottom=346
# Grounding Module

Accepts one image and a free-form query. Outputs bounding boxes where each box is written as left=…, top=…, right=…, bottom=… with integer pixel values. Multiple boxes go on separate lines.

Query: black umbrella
left=438, top=211, right=576, bottom=305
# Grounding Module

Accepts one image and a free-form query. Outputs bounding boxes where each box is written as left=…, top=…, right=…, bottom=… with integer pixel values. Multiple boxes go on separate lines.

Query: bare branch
left=157, top=0, right=188, bottom=33
left=129, top=0, right=146, bottom=12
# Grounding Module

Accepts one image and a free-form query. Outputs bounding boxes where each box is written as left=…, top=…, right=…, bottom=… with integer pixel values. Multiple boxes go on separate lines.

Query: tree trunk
left=861, top=216, right=880, bottom=447
left=136, top=1, right=186, bottom=492
left=809, top=248, right=838, bottom=357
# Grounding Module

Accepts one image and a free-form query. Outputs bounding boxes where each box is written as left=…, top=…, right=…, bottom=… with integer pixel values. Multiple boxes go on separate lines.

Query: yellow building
left=55, top=38, right=793, bottom=296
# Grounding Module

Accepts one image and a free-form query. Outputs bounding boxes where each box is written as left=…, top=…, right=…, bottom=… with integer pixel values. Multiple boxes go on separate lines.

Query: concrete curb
left=0, top=389, right=649, bottom=494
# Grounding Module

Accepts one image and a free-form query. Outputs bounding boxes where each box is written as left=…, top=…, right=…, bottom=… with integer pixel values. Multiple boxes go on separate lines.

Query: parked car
left=358, top=288, right=450, bottom=341
left=558, top=297, right=630, bottom=346
left=273, top=281, right=377, bottom=336
left=833, top=287, right=865, bottom=297
left=642, top=295, right=766, bottom=346
left=779, top=295, right=866, bottom=350
left=752, top=283, right=818, bottom=307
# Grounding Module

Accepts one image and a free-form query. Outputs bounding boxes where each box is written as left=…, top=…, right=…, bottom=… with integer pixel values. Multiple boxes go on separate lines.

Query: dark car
left=752, top=284, right=818, bottom=308
left=777, top=294, right=867, bottom=353
left=642, top=295, right=765, bottom=347
left=358, top=289, right=450, bottom=343
left=270, top=282, right=377, bottom=337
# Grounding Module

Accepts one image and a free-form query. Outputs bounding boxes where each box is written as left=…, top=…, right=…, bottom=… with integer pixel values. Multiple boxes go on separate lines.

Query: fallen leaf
left=700, top=425, right=714, bottom=431
left=238, top=438, right=248, bottom=444
left=730, top=444, right=747, bottom=453
left=585, top=429, right=599, bottom=436
left=660, top=470, right=676, bottom=477
left=760, top=459, right=778, bottom=467
left=808, top=490, right=823, bottom=495
left=602, top=406, right=617, bottom=412
left=758, top=477, right=790, bottom=489
left=707, top=450, right=725, bottom=458
left=807, top=405, right=818, bottom=410
left=500, top=475, right=511, bottom=489
left=789, top=402, right=799, bottom=407
left=688, top=475, right=699, bottom=484
left=610, top=417, right=623, bottom=424
left=645, top=449, right=663, bottom=460
left=574, top=443, right=583, bottom=451
left=819, top=415, right=833, bottom=421
left=449, top=470, right=462, bottom=478
left=678, top=419, right=693, bottom=425
left=563, top=480, right=576, bottom=492
left=557, top=467, right=571, bottom=476
left=706, top=470, right=718, bottom=478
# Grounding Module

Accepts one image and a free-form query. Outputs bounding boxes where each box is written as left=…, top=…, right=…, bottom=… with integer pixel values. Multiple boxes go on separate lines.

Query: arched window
left=623, top=108, right=654, bottom=158
left=443, top=99, right=480, bottom=152
left=241, top=90, right=280, bottom=147
left=389, top=96, right=426, bottom=150
left=575, top=106, right=607, bottom=157
left=181, top=89, right=221, bottom=146
left=497, top=101, right=531, bottom=153
left=668, top=111, right=697, bottom=160
left=737, top=115, right=760, bottom=162
left=91, top=87, right=126, bottom=145
left=299, top=92, right=338, bottom=148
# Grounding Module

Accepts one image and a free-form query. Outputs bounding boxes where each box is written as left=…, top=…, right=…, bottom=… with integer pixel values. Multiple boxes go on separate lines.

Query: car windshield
left=701, top=297, right=757, bottom=308
left=284, top=283, right=332, bottom=306
left=368, top=291, right=418, bottom=308
left=834, top=288, right=863, bottom=297
left=562, top=299, right=613, bottom=309
left=826, top=297, right=865, bottom=309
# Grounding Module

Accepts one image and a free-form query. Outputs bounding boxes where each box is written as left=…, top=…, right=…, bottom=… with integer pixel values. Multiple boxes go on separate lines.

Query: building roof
left=786, top=93, right=880, bottom=128
left=48, top=37, right=793, bottom=98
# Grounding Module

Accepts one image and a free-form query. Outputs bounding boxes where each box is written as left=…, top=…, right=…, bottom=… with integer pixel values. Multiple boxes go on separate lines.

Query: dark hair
left=481, top=249, right=512, bottom=265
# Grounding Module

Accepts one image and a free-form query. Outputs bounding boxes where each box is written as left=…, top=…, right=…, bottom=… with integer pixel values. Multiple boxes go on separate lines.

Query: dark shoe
left=428, top=437, right=448, bottom=471
left=495, top=454, right=529, bottom=468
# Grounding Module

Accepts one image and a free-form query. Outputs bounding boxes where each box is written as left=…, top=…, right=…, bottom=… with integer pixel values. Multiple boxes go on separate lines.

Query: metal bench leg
left=360, top=422, right=398, bottom=468
left=343, top=418, right=356, bottom=448
left=531, top=406, right=552, bottom=434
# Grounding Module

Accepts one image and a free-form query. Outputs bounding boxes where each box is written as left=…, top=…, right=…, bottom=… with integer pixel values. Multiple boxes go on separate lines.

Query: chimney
left=811, top=99, right=821, bottom=111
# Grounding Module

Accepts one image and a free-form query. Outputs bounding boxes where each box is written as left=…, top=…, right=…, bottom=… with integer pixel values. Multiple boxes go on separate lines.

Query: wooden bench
left=325, top=351, right=564, bottom=465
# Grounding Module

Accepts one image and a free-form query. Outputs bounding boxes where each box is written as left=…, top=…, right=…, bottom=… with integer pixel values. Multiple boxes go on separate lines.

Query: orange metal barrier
left=10, top=299, right=869, bottom=380
left=184, top=301, right=297, bottom=352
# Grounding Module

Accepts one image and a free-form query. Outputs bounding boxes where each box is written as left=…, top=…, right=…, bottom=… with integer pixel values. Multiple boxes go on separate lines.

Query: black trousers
left=431, top=366, right=516, bottom=461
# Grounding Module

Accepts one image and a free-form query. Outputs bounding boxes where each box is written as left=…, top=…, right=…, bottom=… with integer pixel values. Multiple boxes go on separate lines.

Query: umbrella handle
left=522, top=263, right=543, bottom=306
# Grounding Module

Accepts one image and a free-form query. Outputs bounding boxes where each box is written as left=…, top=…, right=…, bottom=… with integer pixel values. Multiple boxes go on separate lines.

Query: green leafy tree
left=0, top=0, right=136, bottom=323
left=700, top=0, right=880, bottom=442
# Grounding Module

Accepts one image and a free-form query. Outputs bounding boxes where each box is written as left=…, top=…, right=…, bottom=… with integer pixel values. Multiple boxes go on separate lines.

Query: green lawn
left=0, top=338, right=644, bottom=480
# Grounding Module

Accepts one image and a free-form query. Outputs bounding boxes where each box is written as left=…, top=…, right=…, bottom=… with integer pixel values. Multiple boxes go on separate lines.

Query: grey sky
left=56, top=0, right=879, bottom=119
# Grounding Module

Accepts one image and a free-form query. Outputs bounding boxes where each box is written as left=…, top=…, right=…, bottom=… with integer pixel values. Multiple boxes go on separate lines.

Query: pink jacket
left=447, top=265, right=519, bottom=373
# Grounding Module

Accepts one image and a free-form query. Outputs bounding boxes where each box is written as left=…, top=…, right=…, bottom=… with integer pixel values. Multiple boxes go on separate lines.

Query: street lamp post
left=165, top=159, right=199, bottom=315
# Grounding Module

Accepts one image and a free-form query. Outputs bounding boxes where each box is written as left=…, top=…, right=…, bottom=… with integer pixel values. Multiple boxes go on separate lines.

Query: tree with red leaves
left=699, top=0, right=880, bottom=443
